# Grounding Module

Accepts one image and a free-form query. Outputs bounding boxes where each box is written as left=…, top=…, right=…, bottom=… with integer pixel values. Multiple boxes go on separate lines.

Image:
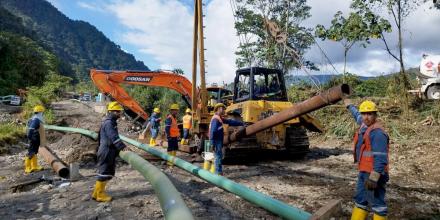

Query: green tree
left=233, top=0, right=314, bottom=73
left=315, top=10, right=391, bottom=75
left=351, top=0, right=434, bottom=106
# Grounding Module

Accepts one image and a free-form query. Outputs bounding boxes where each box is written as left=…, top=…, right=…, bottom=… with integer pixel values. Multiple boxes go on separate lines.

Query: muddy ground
left=0, top=100, right=439, bottom=219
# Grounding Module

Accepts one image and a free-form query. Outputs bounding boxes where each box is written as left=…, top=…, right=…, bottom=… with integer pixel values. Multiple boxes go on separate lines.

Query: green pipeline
left=46, top=125, right=312, bottom=220
left=45, top=125, right=193, bottom=220
left=45, top=125, right=98, bottom=140
left=119, top=151, right=194, bottom=220
left=119, top=136, right=313, bottom=220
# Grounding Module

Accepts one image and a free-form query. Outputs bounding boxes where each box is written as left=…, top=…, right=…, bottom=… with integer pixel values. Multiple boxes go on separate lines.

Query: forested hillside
left=0, top=0, right=148, bottom=82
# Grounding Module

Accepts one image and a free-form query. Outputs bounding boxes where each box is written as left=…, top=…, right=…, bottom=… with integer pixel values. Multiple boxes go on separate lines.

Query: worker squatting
left=24, top=100, right=389, bottom=219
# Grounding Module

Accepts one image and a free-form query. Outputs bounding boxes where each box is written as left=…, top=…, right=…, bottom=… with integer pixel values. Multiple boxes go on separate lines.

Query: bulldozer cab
left=233, top=67, right=288, bottom=103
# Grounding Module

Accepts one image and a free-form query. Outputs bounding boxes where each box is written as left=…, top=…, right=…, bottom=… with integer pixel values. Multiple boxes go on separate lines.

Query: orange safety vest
left=208, top=114, right=223, bottom=139
left=167, top=115, right=180, bottom=138
left=353, top=122, right=389, bottom=173
left=183, top=115, right=192, bottom=129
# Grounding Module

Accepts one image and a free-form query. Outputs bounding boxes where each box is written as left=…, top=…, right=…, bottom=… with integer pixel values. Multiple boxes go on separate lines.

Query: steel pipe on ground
left=45, top=125, right=193, bottom=220
left=45, top=126, right=317, bottom=219
left=119, top=151, right=194, bottom=220
left=225, top=84, right=351, bottom=144
left=38, top=146, right=70, bottom=178
left=119, top=136, right=313, bottom=220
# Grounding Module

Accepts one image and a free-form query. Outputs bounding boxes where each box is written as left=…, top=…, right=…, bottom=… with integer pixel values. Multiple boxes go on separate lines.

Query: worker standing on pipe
left=92, top=101, right=128, bottom=202
left=181, top=108, right=192, bottom=145
left=165, top=103, right=180, bottom=167
left=209, top=103, right=244, bottom=175
left=344, top=99, right=389, bottom=220
left=25, top=105, right=45, bottom=173
left=149, top=107, right=161, bottom=146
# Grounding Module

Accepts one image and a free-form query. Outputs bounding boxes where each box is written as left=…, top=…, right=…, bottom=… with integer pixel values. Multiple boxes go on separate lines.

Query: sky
left=47, top=0, right=440, bottom=84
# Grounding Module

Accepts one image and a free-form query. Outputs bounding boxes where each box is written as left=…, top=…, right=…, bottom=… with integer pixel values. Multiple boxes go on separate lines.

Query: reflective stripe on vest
left=168, top=115, right=180, bottom=137
left=183, top=115, right=192, bottom=129
left=209, top=114, right=223, bottom=139
left=353, top=122, right=389, bottom=173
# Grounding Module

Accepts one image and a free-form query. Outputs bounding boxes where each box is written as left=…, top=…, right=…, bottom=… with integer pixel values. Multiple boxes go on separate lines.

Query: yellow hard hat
left=153, top=107, right=160, bottom=113
left=214, top=103, right=226, bottom=111
left=33, top=105, right=45, bottom=113
left=170, top=103, right=179, bottom=110
left=107, top=101, right=124, bottom=111
left=359, top=100, right=377, bottom=113
left=185, top=108, right=191, bottom=113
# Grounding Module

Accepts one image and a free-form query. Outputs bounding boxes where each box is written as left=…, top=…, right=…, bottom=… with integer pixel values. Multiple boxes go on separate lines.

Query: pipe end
left=59, top=168, right=70, bottom=179
left=340, top=84, right=352, bottom=96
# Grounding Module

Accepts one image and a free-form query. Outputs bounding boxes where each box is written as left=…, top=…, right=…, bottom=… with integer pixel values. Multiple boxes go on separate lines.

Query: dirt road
left=0, top=100, right=439, bottom=219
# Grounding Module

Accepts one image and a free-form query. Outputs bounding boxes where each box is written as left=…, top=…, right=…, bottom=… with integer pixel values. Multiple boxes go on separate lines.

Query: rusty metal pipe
left=38, top=146, right=70, bottom=178
left=225, top=84, right=351, bottom=144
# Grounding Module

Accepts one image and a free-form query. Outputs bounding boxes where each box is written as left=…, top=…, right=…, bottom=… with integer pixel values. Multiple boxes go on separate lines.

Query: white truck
left=416, top=54, right=440, bottom=100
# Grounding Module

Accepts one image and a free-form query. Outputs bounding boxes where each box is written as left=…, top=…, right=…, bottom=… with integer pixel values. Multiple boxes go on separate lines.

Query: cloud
left=106, top=0, right=239, bottom=84
left=106, top=0, right=439, bottom=79
left=77, top=1, right=105, bottom=12
left=304, top=0, right=440, bottom=76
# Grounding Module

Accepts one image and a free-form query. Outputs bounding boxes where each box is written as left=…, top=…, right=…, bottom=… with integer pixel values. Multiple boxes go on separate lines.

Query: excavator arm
left=90, top=69, right=195, bottom=121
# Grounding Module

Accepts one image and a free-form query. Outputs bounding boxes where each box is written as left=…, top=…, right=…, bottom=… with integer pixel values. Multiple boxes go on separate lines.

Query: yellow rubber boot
left=152, top=138, right=157, bottom=146
left=210, top=161, right=216, bottom=174
left=167, top=151, right=174, bottom=166
left=95, top=181, right=112, bottom=202
left=180, top=139, right=185, bottom=145
left=30, top=155, right=43, bottom=172
left=351, top=207, right=369, bottom=220
left=373, top=214, right=387, bottom=220
left=92, top=182, right=98, bottom=200
left=24, top=156, right=32, bottom=173
left=203, top=161, right=211, bottom=170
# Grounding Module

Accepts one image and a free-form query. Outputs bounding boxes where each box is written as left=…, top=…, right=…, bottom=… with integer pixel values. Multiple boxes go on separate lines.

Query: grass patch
left=0, top=123, right=25, bottom=154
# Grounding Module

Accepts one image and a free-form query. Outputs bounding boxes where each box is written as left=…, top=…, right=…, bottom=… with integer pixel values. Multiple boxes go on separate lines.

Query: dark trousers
left=27, top=139, right=40, bottom=157
left=97, top=146, right=118, bottom=181
left=167, top=137, right=178, bottom=152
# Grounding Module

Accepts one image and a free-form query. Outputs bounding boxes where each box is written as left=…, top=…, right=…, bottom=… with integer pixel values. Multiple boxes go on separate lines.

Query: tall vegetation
left=233, top=0, right=314, bottom=72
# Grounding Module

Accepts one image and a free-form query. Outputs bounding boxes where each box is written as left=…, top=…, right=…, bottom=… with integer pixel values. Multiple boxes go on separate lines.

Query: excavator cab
left=233, top=67, right=288, bottom=103
left=207, top=86, right=232, bottom=111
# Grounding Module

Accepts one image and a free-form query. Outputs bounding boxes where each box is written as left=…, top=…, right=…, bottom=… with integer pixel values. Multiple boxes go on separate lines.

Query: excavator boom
left=90, top=69, right=195, bottom=121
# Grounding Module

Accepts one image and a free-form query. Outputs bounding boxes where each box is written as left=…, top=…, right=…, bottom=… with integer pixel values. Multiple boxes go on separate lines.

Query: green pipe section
left=45, top=125, right=98, bottom=140
left=46, top=125, right=312, bottom=219
left=119, top=151, right=194, bottom=220
left=119, top=136, right=313, bottom=220
left=45, top=125, right=193, bottom=220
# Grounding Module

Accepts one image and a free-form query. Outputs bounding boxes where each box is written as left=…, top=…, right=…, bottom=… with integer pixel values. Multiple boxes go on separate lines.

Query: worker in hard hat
left=181, top=108, right=192, bottom=145
left=165, top=103, right=180, bottom=167
left=92, top=101, right=128, bottom=202
left=344, top=99, right=389, bottom=220
left=24, top=105, right=46, bottom=173
left=149, top=107, right=161, bottom=146
left=209, top=103, right=244, bottom=175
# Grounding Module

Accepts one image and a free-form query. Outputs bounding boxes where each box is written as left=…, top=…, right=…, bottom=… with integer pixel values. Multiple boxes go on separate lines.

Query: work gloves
left=365, top=171, right=380, bottom=190
left=343, top=98, right=352, bottom=108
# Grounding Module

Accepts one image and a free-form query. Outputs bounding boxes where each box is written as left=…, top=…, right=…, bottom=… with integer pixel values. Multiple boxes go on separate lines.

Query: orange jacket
left=183, top=115, right=192, bottom=129
left=353, top=122, right=389, bottom=173
left=165, top=115, right=180, bottom=138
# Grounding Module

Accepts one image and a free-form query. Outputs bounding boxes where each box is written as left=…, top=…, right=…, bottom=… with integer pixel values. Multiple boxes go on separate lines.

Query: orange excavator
left=90, top=69, right=193, bottom=123
left=90, top=69, right=231, bottom=123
